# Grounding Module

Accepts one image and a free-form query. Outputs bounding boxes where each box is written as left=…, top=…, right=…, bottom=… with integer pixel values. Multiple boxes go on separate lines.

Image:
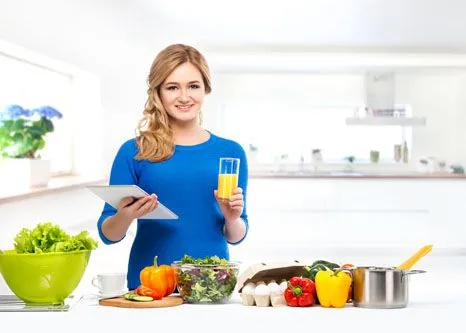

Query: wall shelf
left=345, top=116, right=426, bottom=126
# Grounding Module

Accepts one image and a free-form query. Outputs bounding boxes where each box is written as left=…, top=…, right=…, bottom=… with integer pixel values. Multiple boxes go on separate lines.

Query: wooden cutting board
left=99, top=295, right=183, bottom=308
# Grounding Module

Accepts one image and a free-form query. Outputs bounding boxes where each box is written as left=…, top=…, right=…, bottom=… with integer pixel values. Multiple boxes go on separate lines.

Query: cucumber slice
left=123, top=293, right=138, bottom=300
left=132, top=295, right=154, bottom=302
left=123, top=292, right=154, bottom=302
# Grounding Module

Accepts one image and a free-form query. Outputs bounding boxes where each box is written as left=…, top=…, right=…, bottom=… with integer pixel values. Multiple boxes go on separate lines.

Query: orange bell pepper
left=340, top=263, right=354, bottom=302
left=140, top=256, right=176, bottom=297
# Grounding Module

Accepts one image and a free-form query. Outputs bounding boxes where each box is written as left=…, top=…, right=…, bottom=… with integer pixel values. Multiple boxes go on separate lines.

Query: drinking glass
left=217, top=158, right=240, bottom=200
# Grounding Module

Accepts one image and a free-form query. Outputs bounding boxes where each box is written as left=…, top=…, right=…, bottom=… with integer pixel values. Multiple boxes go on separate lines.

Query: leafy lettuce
left=13, top=222, right=98, bottom=254
left=176, top=255, right=238, bottom=303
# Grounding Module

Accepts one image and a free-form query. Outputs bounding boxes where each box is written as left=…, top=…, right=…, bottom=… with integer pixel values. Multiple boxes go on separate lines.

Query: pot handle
left=404, top=269, right=427, bottom=275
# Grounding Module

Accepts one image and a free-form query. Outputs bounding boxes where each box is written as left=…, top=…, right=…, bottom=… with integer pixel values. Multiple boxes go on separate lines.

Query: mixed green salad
left=175, top=255, right=238, bottom=303
left=12, top=222, right=98, bottom=254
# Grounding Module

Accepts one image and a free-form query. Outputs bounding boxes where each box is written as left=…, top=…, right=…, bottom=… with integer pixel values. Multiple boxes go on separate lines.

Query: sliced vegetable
left=124, top=293, right=136, bottom=300
left=135, top=284, right=163, bottom=300
left=132, top=295, right=154, bottom=302
left=123, top=293, right=154, bottom=302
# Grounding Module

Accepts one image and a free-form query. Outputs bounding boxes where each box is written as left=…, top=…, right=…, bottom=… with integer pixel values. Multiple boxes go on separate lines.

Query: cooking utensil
left=396, top=244, right=433, bottom=270
left=352, top=245, right=432, bottom=309
left=352, top=266, right=425, bottom=309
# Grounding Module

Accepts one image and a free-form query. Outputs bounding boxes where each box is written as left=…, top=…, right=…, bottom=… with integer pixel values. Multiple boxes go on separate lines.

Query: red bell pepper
left=284, top=277, right=316, bottom=307
left=135, top=284, right=163, bottom=300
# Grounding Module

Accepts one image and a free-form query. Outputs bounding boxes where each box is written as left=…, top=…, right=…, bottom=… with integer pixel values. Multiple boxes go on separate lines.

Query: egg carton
left=237, top=262, right=307, bottom=307
left=240, top=280, right=287, bottom=307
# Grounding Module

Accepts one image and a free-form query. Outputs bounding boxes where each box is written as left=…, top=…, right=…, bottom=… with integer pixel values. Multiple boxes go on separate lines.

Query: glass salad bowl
left=172, top=258, right=240, bottom=304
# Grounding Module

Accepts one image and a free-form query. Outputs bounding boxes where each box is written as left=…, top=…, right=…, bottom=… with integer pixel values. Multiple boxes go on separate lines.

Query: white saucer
left=97, top=288, right=128, bottom=299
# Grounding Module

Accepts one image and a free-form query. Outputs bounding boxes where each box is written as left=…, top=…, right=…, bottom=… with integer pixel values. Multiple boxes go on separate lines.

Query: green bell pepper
left=303, top=260, right=340, bottom=281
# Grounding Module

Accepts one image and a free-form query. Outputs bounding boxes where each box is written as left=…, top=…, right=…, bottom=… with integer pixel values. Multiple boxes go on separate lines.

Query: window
left=218, top=100, right=412, bottom=164
left=0, top=54, right=73, bottom=174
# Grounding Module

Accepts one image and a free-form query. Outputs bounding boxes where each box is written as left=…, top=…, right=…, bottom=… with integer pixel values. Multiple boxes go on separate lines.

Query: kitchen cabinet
left=1, top=176, right=465, bottom=298
left=233, top=177, right=466, bottom=261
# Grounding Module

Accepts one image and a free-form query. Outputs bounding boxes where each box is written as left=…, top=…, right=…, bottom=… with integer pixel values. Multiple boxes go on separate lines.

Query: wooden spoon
left=396, top=244, right=433, bottom=270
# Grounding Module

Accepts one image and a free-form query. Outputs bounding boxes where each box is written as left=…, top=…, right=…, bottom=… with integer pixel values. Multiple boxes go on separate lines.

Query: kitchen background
left=1, top=0, right=466, bottom=292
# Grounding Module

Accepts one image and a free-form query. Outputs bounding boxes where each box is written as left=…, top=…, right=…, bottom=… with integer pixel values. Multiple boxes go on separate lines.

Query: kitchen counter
left=1, top=256, right=465, bottom=332
left=0, top=175, right=106, bottom=204
left=1, top=288, right=463, bottom=332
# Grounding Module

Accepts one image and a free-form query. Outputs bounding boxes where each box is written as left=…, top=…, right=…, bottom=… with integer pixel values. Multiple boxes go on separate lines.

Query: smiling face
left=159, top=62, right=206, bottom=126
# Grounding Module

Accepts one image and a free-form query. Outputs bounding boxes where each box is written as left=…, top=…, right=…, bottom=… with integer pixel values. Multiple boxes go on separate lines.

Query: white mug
left=91, top=273, right=126, bottom=294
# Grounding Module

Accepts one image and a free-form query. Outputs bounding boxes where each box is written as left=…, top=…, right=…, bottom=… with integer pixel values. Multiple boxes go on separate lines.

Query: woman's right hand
left=115, top=194, right=158, bottom=222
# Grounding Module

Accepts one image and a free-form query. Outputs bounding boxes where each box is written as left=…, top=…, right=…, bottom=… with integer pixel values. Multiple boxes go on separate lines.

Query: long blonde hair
left=135, top=44, right=212, bottom=162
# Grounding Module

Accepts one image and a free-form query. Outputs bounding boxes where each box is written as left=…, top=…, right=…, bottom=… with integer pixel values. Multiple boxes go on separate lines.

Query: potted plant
left=450, top=164, right=464, bottom=175
left=0, top=104, right=63, bottom=187
left=370, top=150, right=380, bottom=164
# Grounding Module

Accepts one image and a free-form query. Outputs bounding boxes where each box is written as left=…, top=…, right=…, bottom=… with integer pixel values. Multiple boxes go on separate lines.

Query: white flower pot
left=0, top=158, right=51, bottom=188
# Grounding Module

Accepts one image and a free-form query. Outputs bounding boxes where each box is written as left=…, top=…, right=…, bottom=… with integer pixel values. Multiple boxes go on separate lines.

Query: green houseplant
left=0, top=104, right=63, bottom=158
left=0, top=104, right=63, bottom=187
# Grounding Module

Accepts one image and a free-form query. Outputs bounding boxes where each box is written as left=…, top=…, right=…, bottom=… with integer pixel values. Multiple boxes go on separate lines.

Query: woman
left=97, top=44, right=248, bottom=290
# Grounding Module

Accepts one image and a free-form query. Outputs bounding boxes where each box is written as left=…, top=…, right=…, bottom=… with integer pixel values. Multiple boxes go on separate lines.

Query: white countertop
left=1, top=255, right=466, bottom=332
left=1, top=291, right=465, bottom=333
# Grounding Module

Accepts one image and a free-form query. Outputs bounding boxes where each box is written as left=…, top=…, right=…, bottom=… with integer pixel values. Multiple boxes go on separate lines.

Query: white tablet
left=86, top=185, right=179, bottom=220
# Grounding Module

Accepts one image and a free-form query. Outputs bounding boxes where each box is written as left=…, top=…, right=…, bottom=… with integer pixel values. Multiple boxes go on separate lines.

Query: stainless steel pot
left=352, top=266, right=426, bottom=309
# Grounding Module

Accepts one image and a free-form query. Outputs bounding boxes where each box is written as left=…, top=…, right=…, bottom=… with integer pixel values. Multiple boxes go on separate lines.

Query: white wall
left=211, top=73, right=364, bottom=104
left=207, top=70, right=466, bottom=166
left=396, top=72, right=466, bottom=165
left=3, top=0, right=466, bottom=173
left=456, top=75, right=466, bottom=157
left=0, top=0, right=164, bottom=175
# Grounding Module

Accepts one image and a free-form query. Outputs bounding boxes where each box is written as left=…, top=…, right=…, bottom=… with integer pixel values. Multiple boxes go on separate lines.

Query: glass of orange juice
left=217, top=157, right=240, bottom=201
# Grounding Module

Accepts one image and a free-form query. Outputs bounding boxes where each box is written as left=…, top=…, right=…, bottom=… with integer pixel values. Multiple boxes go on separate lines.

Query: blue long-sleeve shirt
left=97, top=132, right=249, bottom=289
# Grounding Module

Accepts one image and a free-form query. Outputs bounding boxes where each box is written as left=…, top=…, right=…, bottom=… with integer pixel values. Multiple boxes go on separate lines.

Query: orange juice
left=217, top=174, right=238, bottom=200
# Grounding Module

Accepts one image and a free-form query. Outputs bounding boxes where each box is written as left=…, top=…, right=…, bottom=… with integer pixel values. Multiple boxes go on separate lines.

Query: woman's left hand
left=214, top=187, right=244, bottom=223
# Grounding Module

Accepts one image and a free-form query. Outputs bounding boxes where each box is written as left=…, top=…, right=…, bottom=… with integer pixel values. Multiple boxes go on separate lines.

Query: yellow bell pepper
left=315, top=269, right=352, bottom=308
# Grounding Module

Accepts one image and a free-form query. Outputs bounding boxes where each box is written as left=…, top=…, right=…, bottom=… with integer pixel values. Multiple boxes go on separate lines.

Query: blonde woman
left=97, top=44, right=248, bottom=290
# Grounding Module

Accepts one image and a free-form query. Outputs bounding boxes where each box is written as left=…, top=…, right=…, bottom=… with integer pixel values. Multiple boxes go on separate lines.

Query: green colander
left=0, top=250, right=91, bottom=305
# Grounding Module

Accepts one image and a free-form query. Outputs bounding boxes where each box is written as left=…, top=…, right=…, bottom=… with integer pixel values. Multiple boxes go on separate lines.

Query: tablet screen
left=86, top=185, right=178, bottom=220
